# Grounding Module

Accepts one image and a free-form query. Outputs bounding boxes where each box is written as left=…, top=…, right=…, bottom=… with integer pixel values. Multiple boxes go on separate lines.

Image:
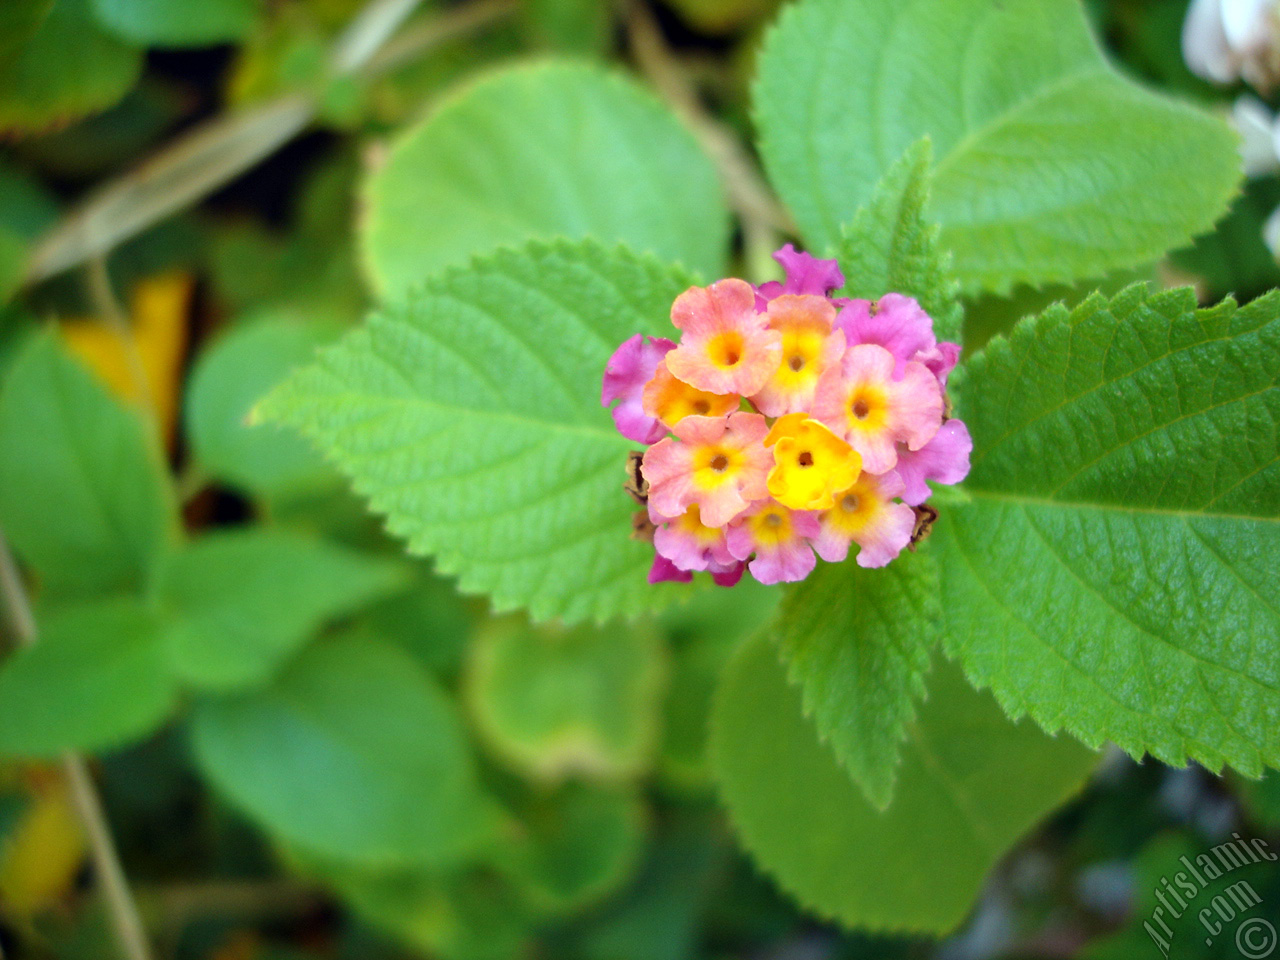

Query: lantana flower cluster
left=601, top=246, right=972, bottom=586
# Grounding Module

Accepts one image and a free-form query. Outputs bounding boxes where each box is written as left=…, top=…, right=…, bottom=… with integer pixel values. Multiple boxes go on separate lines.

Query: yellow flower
left=764, top=414, right=862, bottom=511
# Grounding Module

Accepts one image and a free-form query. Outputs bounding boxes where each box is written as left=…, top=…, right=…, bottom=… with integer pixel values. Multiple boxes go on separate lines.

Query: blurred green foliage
left=0, top=1, right=1277, bottom=959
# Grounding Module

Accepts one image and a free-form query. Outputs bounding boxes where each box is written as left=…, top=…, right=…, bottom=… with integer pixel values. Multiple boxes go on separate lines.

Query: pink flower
left=836, top=294, right=960, bottom=385
left=755, top=243, right=846, bottom=308
left=894, top=419, right=972, bottom=506
left=666, top=279, right=782, bottom=396
left=724, top=499, right=822, bottom=585
left=641, top=412, right=773, bottom=528
left=602, top=334, right=675, bottom=444
left=810, top=344, right=943, bottom=474
left=651, top=504, right=737, bottom=572
left=751, top=294, right=847, bottom=417
left=813, top=471, right=916, bottom=569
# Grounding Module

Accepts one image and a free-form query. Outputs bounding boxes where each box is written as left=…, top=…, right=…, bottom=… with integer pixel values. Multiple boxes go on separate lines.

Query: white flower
left=1183, top=0, right=1280, bottom=90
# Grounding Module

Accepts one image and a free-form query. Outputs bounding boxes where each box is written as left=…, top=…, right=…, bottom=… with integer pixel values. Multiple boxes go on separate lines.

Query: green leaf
left=711, top=637, right=1097, bottom=933
left=259, top=238, right=698, bottom=624
left=156, top=529, right=406, bottom=691
left=0, top=599, right=176, bottom=758
left=775, top=548, right=939, bottom=811
left=464, top=616, right=667, bottom=781
left=89, top=0, right=256, bottom=47
left=0, top=0, right=142, bottom=134
left=754, top=0, right=1240, bottom=294
left=361, top=61, right=728, bottom=300
left=658, top=579, right=780, bottom=789
left=185, top=314, right=342, bottom=502
left=836, top=139, right=962, bottom=344
left=0, top=332, right=178, bottom=598
left=0, top=228, right=26, bottom=305
left=301, top=857, right=532, bottom=960
left=191, top=637, right=499, bottom=868
left=938, top=285, right=1280, bottom=776
left=498, top=783, right=645, bottom=916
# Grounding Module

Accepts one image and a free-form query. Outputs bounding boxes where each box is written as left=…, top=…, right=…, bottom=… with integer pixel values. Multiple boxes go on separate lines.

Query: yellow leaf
left=0, top=772, right=86, bottom=915
left=61, top=271, right=192, bottom=444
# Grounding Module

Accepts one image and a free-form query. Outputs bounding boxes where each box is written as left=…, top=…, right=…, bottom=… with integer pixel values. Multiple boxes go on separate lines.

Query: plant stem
left=626, top=0, right=794, bottom=260
left=22, top=0, right=515, bottom=286
left=0, top=530, right=155, bottom=960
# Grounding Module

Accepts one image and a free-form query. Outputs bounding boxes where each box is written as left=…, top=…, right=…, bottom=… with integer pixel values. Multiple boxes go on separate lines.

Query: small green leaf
left=361, top=61, right=728, bottom=299
left=0, top=0, right=142, bottom=134
left=89, top=0, right=257, bottom=47
left=0, top=599, right=177, bottom=758
left=755, top=0, right=1240, bottom=294
left=191, top=637, right=499, bottom=868
left=0, top=332, right=178, bottom=598
left=498, top=783, right=645, bottom=916
left=259, top=239, right=698, bottom=624
left=775, top=548, right=939, bottom=811
left=156, top=529, right=406, bottom=690
left=300, top=856, right=532, bottom=960
left=938, top=285, right=1280, bottom=776
left=464, top=617, right=667, bottom=781
left=711, top=637, right=1097, bottom=933
left=0, top=228, right=26, bottom=305
left=836, top=139, right=963, bottom=345
left=185, top=315, right=341, bottom=502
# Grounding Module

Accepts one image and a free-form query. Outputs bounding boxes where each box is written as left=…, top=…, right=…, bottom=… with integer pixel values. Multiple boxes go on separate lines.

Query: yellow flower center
left=846, top=385, right=889, bottom=433
left=748, top=505, right=793, bottom=547
left=707, top=331, right=745, bottom=369
left=825, top=479, right=881, bottom=536
left=675, top=505, right=723, bottom=544
left=692, top=444, right=743, bottom=491
left=771, top=327, right=826, bottom=389
left=642, top=363, right=738, bottom=427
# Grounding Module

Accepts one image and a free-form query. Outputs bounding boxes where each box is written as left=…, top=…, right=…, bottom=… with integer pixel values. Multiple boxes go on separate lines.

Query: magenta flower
left=651, top=504, right=737, bottom=573
left=648, top=554, right=693, bottom=584
left=725, top=499, right=822, bottom=584
left=602, top=334, right=676, bottom=444
left=894, top=419, right=972, bottom=506
left=709, top=559, right=747, bottom=587
left=755, top=243, right=846, bottom=307
left=836, top=293, right=960, bottom=385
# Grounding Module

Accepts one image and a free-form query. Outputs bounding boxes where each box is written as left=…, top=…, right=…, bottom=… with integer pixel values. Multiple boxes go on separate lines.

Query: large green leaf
left=937, top=285, right=1280, bottom=776
left=156, top=529, right=406, bottom=690
left=836, top=139, right=962, bottom=344
left=0, top=599, right=176, bottom=757
left=191, top=637, right=499, bottom=868
left=259, top=239, right=698, bottom=624
left=0, top=332, right=178, bottom=598
left=0, top=0, right=141, bottom=133
left=361, top=61, right=728, bottom=300
left=90, top=0, right=257, bottom=47
left=754, top=0, right=1240, bottom=294
left=185, top=315, right=341, bottom=501
left=465, top=617, right=667, bottom=781
left=711, top=637, right=1097, bottom=933
left=775, top=548, right=939, bottom=810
